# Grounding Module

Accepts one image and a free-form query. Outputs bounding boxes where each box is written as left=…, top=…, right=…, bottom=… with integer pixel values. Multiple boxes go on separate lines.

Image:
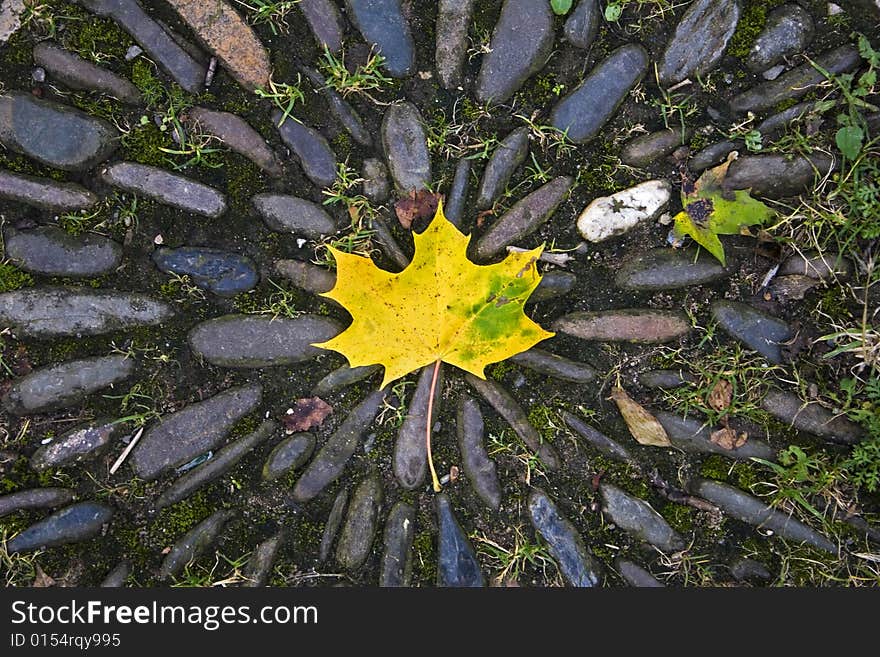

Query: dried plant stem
left=426, top=359, right=442, bottom=492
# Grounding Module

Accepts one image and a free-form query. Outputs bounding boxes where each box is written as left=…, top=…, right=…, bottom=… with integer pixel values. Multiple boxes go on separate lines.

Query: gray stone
left=344, top=0, right=414, bottom=78
left=658, top=0, right=741, bottom=86
left=615, top=558, right=665, bottom=587
left=689, top=140, right=738, bottom=172
left=155, top=420, right=277, bottom=509
left=723, top=154, right=835, bottom=199
left=242, top=531, right=284, bottom=587
left=186, top=107, right=282, bottom=176
left=465, top=374, right=561, bottom=470
left=457, top=395, right=502, bottom=511
left=153, top=247, right=258, bottom=297
left=436, top=494, right=484, bottom=587
left=262, top=433, right=316, bottom=481
left=509, top=348, right=596, bottom=383
left=0, top=287, right=173, bottom=338
left=711, top=301, right=792, bottom=364
left=756, top=102, right=824, bottom=139
left=297, top=0, right=343, bottom=52
left=615, top=248, right=727, bottom=291
left=639, top=369, right=696, bottom=389
left=620, top=128, right=689, bottom=168
left=730, top=557, right=772, bottom=582
left=362, top=158, right=390, bottom=203
left=529, top=271, right=576, bottom=303
left=2, top=355, right=133, bottom=415
left=372, top=214, right=412, bottom=271
left=475, top=0, right=554, bottom=104
left=436, top=0, right=475, bottom=89
left=600, top=483, right=685, bottom=553
left=380, top=501, right=415, bottom=587
left=394, top=364, right=443, bottom=490
left=0, top=488, right=74, bottom=518
left=319, top=488, right=348, bottom=562
left=445, top=158, right=471, bottom=227
left=100, top=561, right=130, bottom=587
left=159, top=509, right=236, bottom=580
left=564, top=0, right=600, bottom=49
left=731, top=45, right=861, bottom=114
left=336, top=474, right=383, bottom=571
left=381, top=102, right=431, bottom=194
left=301, top=66, right=371, bottom=147
left=550, top=44, right=648, bottom=144
left=529, top=488, right=601, bottom=587
left=253, top=194, right=336, bottom=239
left=292, top=391, right=386, bottom=502
left=188, top=315, right=340, bottom=368
left=690, top=479, right=836, bottom=553
left=274, top=112, right=337, bottom=188
left=0, top=169, right=98, bottom=211
left=312, top=364, right=381, bottom=397
left=553, top=309, right=691, bottom=343
left=77, top=0, right=207, bottom=93
left=476, top=127, right=529, bottom=210
left=7, top=502, right=113, bottom=553
left=472, top=176, right=572, bottom=261
left=130, top=384, right=262, bottom=481
left=100, top=162, right=226, bottom=218
left=745, top=4, right=815, bottom=73
left=655, top=411, right=777, bottom=461
left=0, top=93, right=117, bottom=171
left=275, top=259, right=336, bottom=296
left=562, top=411, right=633, bottom=463
left=4, top=225, right=122, bottom=277
left=30, top=421, right=123, bottom=471
left=33, top=42, right=142, bottom=104
left=780, top=251, right=851, bottom=280
left=761, top=390, right=863, bottom=445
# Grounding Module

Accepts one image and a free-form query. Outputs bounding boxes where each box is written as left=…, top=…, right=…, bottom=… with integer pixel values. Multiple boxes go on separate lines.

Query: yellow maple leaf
left=313, top=203, right=555, bottom=388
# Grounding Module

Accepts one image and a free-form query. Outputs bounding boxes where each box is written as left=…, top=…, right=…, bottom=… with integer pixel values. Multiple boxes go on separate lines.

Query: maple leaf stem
left=426, top=359, right=442, bottom=493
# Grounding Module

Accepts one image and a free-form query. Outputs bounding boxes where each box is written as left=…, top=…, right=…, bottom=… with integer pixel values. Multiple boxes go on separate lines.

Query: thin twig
left=109, top=426, right=144, bottom=475
left=426, top=359, right=442, bottom=492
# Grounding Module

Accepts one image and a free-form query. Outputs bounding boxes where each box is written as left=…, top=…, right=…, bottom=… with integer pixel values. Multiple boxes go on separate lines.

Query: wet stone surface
left=152, top=247, right=259, bottom=297
left=4, top=225, right=123, bottom=277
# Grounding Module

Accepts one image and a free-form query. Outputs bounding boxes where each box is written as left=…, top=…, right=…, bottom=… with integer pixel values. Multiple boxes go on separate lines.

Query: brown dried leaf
left=394, top=190, right=442, bottom=230
left=610, top=386, right=672, bottom=447
left=709, top=426, right=748, bottom=450
left=32, top=564, right=55, bottom=588
left=282, top=397, right=333, bottom=433
left=708, top=379, right=733, bottom=412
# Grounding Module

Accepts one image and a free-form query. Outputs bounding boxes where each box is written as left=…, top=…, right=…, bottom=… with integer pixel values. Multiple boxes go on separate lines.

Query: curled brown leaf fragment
left=708, top=379, right=733, bottom=412
left=394, top=189, right=442, bottom=230
left=709, top=426, right=748, bottom=450
left=610, top=385, right=672, bottom=447
left=32, top=564, right=55, bottom=588
left=282, top=397, right=333, bottom=433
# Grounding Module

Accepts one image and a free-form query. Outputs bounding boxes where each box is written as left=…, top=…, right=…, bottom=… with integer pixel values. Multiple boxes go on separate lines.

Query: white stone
left=0, top=0, right=25, bottom=46
left=577, top=180, right=671, bottom=243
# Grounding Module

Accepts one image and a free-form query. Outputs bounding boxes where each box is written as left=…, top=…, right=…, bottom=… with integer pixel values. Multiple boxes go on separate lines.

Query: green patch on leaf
left=551, top=0, right=573, bottom=15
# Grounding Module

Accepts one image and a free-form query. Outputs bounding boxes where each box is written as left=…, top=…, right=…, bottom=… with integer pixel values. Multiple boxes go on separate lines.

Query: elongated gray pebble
left=690, top=479, right=836, bottom=553
left=275, top=259, right=335, bottom=295
left=100, top=162, right=227, bottom=218
left=186, top=107, right=282, bottom=176
left=100, top=561, right=131, bottom=587
left=242, top=531, right=284, bottom=587
left=564, top=0, right=599, bottom=49
left=131, top=384, right=262, bottom=481
left=7, top=502, right=113, bottom=553
left=476, top=127, right=529, bottom=210
left=394, top=364, right=443, bottom=490
left=0, top=169, right=98, bottom=211
left=253, top=194, right=336, bottom=239
left=529, top=488, right=601, bottom=587
left=472, top=176, right=572, bottom=261
left=152, top=247, right=259, bottom=297
left=711, top=301, right=792, bottom=364
left=615, top=558, right=665, bottom=587
left=620, top=128, right=689, bottom=168
left=529, top=271, right=576, bottom=303
left=156, top=420, right=277, bottom=509
left=615, top=248, right=727, bottom=291
left=297, top=0, right=343, bottom=52
left=33, top=41, right=142, bottom=104
left=436, top=494, right=484, bottom=587
left=188, top=314, right=340, bottom=368
left=745, top=4, right=814, bottom=73
left=2, top=355, right=133, bottom=415
left=689, top=140, right=738, bottom=172
left=319, top=488, right=348, bottom=563
left=274, top=112, right=337, bottom=188
left=159, top=509, right=236, bottom=580
left=380, top=501, right=414, bottom=587
left=336, top=474, right=383, bottom=571
left=30, top=421, right=123, bottom=471
left=382, top=102, right=431, bottom=194
left=723, top=154, right=835, bottom=199
left=293, top=390, right=386, bottom=502
left=4, top=225, right=122, bottom=277
left=436, top=0, right=475, bottom=89
left=655, top=411, right=776, bottom=461
left=465, top=374, right=560, bottom=470
left=345, top=0, right=415, bottom=78
left=445, top=158, right=471, bottom=227
left=639, top=369, right=696, bottom=389
left=509, top=348, right=596, bottom=383
left=600, top=483, right=685, bottom=553
left=301, top=66, right=371, bottom=147
left=761, top=390, right=863, bottom=445
left=0, top=488, right=74, bottom=518
left=312, top=364, right=381, bottom=397
left=262, top=433, right=315, bottom=481
left=362, top=158, right=390, bottom=203
left=562, top=412, right=633, bottom=463
left=553, top=309, right=690, bottom=343
left=457, top=395, right=502, bottom=511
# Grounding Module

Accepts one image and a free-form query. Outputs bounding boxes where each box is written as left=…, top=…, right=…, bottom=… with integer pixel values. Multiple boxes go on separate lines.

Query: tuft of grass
left=318, top=45, right=393, bottom=101
left=471, top=524, right=561, bottom=586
